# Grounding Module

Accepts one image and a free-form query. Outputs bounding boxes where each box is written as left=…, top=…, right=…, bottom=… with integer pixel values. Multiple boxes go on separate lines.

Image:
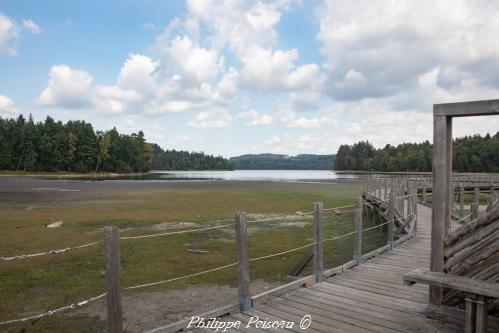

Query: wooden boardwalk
left=182, top=204, right=498, bottom=333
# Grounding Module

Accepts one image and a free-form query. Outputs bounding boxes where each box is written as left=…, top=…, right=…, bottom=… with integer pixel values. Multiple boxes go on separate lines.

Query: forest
left=230, top=153, right=335, bottom=170
left=0, top=115, right=232, bottom=173
left=334, top=132, right=499, bottom=172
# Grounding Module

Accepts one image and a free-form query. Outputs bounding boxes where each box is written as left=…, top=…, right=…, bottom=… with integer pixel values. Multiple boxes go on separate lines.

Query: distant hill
left=230, top=153, right=335, bottom=170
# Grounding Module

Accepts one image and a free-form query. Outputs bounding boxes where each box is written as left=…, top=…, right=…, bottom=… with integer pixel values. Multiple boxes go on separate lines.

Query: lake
left=58, top=170, right=360, bottom=182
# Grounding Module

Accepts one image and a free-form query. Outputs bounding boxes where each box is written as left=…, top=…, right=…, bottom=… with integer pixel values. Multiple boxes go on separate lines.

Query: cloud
left=188, top=109, right=232, bottom=128
left=0, top=12, right=19, bottom=55
left=238, top=109, right=273, bottom=126
left=22, top=19, right=41, bottom=34
left=0, top=95, right=20, bottom=117
left=317, top=0, right=499, bottom=102
left=142, top=22, right=157, bottom=31
left=35, top=64, right=141, bottom=114
left=275, top=104, right=338, bottom=128
left=117, top=53, right=158, bottom=97
left=239, top=47, right=323, bottom=93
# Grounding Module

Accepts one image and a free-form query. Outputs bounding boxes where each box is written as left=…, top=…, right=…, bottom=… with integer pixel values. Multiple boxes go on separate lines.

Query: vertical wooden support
left=474, top=187, right=480, bottom=204
left=471, top=203, right=479, bottom=220
left=384, top=178, right=388, bottom=201
left=431, top=115, right=452, bottom=305
left=475, top=297, right=488, bottom=333
left=465, top=299, right=477, bottom=333
left=412, top=187, right=418, bottom=236
left=105, top=226, right=123, bottom=333
left=235, top=212, right=251, bottom=311
left=459, top=185, right=465, bottom=218
left=313, top=202, right=324, bottom=282
left=353, top=198, right=363, bottom=264
left=388, top=191, right=394, bottom=249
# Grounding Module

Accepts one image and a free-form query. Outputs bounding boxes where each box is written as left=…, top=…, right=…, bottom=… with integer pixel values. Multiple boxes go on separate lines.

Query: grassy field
left=0, top=177, right=387, bottom=332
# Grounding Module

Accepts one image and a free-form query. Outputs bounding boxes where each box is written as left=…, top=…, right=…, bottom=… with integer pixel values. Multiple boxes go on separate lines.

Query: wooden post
left=313, top=202, right=324, bottom=282
left=474, top=187, right=480, bottom=204
left=475, top=297, right=488, bottom=333
left=471, top=203, right=479, bottom=220
left=388, top=191, right=394, bottom=249
left=459, top=185, right=465, bottom=218
left=430, top=114, right=452, bottom=305
left=105, top=226, right=123, bottom=333
left=235, top=212, right=251, bottom=311
left=353, top=198, right=363, bottom=264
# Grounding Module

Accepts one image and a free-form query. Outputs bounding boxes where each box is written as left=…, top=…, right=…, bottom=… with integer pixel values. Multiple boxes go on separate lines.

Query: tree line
left=334, top=132, right=499, bottom=173
left=230, top=154, right=335, bottom=170
left=151, top=144, right=233, bottom=170
left=0, top=115, right=232, bottom=173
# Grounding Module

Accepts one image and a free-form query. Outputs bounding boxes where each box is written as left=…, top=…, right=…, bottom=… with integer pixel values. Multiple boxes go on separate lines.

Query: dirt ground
left=75, top=280, right=280, bottom=333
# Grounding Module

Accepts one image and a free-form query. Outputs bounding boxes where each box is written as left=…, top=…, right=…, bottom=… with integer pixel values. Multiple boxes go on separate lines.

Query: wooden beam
left=403, top=268, right=499, bottom=298
left=431, top=114, right=452, bottom=305
left=434, top=99, right=499, bottom=117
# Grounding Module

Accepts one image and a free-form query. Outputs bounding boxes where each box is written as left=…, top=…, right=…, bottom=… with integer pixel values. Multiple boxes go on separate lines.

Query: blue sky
left=1, top=0, right=498, bottom=157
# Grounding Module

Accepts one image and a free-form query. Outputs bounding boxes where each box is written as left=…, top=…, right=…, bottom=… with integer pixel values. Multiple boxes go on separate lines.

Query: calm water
left=58, top=170, right=359, bottom=182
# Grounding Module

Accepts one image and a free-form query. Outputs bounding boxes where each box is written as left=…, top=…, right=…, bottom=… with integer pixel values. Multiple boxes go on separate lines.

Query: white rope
left=362, top=221, right=389, bottom=232
left=322, top=204, right=357, bottom=211
left=0, top=241, right=102, bottom=262
left=453, top=213, right=473, bottom=223
left=323, top=230, right=357, bottom=242
left=120, top=223, right=236, bottom=240
left=0, top=293, right=107, bottom=326
left=249, top=242, right=316, bottom=262
left=124, top=262, right=238, bottom=290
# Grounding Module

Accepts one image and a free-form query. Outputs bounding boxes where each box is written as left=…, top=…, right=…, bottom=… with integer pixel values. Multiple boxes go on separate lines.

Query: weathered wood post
left=353, top=197, right=363, bottom=264
left=459, top=184, right=465, bottom=218
left=235, top=212, right=251, bottom=311
left=388, top=188, right=395, bottom=249
left=412, top=187, right=418, bottom=236
left=474, top=187, right=480, bottom=204
left=104, top=226, right=123, bottom=333
left=313, top=202, right=324, bottom=282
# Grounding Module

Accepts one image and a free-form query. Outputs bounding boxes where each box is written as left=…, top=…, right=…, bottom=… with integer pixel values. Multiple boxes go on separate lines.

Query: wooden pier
left=177, top=203, right=497, bottom=333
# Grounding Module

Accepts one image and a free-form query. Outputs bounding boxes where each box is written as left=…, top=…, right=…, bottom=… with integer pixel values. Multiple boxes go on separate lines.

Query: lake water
left=64, top=170, right=360, bottom=182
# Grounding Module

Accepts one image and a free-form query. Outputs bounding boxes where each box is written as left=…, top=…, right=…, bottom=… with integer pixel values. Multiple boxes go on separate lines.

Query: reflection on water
left=45, top=170, right=359, bottom=182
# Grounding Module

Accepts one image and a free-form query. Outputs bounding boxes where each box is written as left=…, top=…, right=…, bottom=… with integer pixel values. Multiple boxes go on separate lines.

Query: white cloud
left=0, top=12, right=19, bottom=55
left=143, top=22, right=157, bottom=31
left=0, top=95, right=20, bottom=117
left=238, top=109, right=273, bottom=126
left=22, top=19, right=41, bottom=34
left=239, top=47, right=322, bottom=93
left=35, top=64, right=141, bottom=114
left=35, top=65, right=94, bottom=108
left=276, top=104, right=338, bottom=128
left=188, top=109, right=232, bottom=128
left=117, top=53, right=158, bottom=97
left=317, top=0, right=499, bottom=101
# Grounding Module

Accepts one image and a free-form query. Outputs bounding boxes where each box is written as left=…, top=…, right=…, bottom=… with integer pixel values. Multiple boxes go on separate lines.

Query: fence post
left=353, top=198, right=363, bottom=265
left=471, top=203, right=479, bottom=220
left=105, top=226, right=123, bottom=333
left=388, top=191, right=394, bottom=249
left=412, top=187, right=417, bottom=236
left=313, top=202, right=324, bottom=282
left=235, top=212, right=251, bottom=311
left=459, top=185, right=465, bottom=218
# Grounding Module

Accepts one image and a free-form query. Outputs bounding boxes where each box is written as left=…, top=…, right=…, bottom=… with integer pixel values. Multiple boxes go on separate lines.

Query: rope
left=0, top=293, right=107, bottom=326
left=323, top=230, right=357, bottom=242
left=124, top=262, right=238, bottom=290
left=322, top=204, right=357, bottom=211
left=453, top=213, right=473, bottom=223
left=120, top=223, right=236, bottom=240
left=362, top=221, right=389, bottom=232
left=249, top=242, right=316, bottom=262
left=0, top=241, right=102, bottom=262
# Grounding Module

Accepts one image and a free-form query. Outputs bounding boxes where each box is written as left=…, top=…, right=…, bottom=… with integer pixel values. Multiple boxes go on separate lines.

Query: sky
left=0, top=0, right=498, bottom=157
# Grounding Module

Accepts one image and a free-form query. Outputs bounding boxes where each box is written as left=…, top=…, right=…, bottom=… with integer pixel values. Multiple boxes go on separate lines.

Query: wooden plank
left=105, top=226, right=123, bottom=333
left=403, top=268, right=499, bottom=298
left=235, top=211, right=251, bottom=311
left=353, top=197, right=363, bottom=264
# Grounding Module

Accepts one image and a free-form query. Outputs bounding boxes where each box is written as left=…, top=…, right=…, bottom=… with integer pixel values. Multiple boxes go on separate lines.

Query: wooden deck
left=182, top=204, right=498, bottom=333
